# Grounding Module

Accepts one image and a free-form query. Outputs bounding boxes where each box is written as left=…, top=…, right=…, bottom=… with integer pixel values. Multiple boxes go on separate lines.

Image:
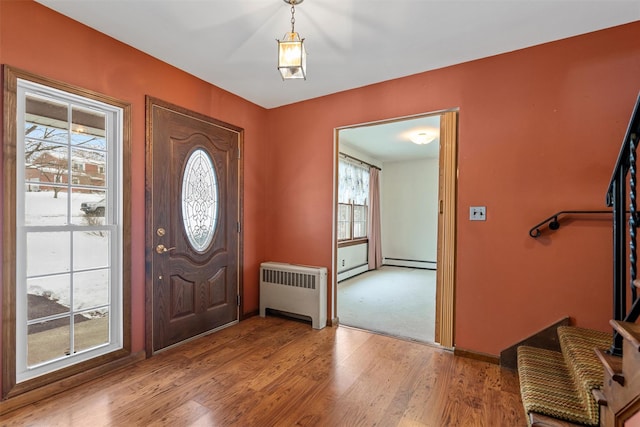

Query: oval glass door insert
left=182, top=148, right=219, bottom=252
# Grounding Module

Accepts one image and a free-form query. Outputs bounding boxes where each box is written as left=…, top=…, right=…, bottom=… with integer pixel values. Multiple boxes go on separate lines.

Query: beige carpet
left=337, top=266, right=436, bottom=343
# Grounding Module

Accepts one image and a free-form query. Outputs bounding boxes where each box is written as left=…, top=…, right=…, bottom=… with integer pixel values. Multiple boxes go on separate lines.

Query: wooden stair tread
left=594, top=348, right=624, bottom=386
left=610, top=320, right=640, bottom=351
left=530, top=412, right=585, bottom=427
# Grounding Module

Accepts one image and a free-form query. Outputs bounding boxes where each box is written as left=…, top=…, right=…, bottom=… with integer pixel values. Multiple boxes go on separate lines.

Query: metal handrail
left=606, top=92, right=640, bottom=204
left=528, top=210, right=613, bottom=238
left=607, top=92, right=640, bottom=356
left=526, top=93, right=640, bottom=356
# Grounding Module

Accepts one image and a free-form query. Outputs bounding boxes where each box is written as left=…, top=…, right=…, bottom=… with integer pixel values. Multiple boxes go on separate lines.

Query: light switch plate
left=470, top=206, right=486, bottom=221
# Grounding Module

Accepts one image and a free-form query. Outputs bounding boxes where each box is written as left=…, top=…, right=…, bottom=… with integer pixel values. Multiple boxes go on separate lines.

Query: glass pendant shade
left=410, top=132, right=437, bottom=145
left=278, top=32, right=307, bottom=80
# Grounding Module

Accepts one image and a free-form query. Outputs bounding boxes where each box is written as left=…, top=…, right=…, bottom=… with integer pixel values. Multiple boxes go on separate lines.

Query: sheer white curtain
left=368, top=168, right=382, bottom=270
left=338, top=159, right=369, bottom=205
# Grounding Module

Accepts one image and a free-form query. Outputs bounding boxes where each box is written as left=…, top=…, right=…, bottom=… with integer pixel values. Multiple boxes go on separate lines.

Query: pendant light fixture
left=277, top=0, right=307, bottom=80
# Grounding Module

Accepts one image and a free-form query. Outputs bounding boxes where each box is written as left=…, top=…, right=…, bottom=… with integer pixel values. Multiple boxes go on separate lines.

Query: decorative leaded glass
left=182, top=149, right=218, bottom=252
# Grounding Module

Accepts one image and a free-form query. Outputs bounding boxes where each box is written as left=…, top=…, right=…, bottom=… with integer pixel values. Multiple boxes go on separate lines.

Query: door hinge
left=237, top=295, right=241, bottom=306
left=237, top=148, right=241, bottom=159
left=237, top=222, right=241, bottom=233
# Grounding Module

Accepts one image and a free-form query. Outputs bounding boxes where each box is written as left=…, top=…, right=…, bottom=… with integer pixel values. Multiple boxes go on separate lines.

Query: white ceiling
left=36, top=0, right=639, bottom=109
left=35, top=0, right=640, bottom=161
left=340, top=115, right=441, bottom=162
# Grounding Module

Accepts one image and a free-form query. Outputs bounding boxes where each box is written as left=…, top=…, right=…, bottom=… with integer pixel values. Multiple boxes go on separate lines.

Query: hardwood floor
left=2, top=316, right=527, bottom=426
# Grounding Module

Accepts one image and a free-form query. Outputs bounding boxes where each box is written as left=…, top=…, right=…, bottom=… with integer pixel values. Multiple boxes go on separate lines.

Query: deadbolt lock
left=156, top=227, right=166, bottom=237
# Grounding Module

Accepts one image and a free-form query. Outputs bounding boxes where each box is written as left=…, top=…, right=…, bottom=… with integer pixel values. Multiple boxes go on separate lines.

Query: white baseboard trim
left=337, top=264, right=369, bottom=282
left=383, top=258, right=436, bottom=270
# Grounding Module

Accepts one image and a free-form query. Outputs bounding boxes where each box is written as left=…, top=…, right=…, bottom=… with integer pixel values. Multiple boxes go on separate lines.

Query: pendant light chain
left=290, top=1, right=296, bottom=33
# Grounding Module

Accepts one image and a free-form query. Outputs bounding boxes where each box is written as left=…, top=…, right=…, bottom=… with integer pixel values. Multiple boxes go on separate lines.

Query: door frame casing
left=435, top=110, right=458, bottom=348
left=332, top=109, right=458, bottom=348
left=144, top=96, right=244, bottom=357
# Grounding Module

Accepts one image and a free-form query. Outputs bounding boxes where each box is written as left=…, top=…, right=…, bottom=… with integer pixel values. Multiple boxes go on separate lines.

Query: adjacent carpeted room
left=337, top=266, right=436, bottom=343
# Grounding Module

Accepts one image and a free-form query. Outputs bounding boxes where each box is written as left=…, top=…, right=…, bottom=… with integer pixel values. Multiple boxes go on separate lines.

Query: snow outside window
left=16, top=79, right=124, bottom=382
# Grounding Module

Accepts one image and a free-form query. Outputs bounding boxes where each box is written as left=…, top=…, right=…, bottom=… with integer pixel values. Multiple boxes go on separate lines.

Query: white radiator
left=259, top=262, right=327, bottom=329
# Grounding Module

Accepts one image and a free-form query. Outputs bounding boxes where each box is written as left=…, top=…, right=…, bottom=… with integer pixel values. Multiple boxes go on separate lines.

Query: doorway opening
left=333, top=110, right=457, bottom=347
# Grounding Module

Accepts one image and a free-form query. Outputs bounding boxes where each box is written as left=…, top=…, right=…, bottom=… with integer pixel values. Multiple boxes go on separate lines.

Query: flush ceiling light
left=409, top=130, right=438, bottom=145
left=277, top=0, right=307, bottom=80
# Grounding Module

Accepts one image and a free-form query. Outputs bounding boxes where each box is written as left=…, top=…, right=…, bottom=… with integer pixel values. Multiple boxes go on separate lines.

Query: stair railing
left=606, top=92, right=640, bottom=356
left=529, top=210, right=613, bottom=238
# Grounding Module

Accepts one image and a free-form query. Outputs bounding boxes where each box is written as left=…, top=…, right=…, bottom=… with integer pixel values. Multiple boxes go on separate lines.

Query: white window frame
left=15, top=79, right=124, bottom=383
left=337, top=156, right=370, bottom=243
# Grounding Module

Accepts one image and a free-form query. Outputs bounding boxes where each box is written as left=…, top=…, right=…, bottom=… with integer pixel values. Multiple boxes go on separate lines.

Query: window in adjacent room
left=337, top=156, right=369, bottom=242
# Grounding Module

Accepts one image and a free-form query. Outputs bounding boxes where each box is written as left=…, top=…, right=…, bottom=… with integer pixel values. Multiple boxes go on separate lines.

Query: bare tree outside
left=25, top=123, right=100, bottom=198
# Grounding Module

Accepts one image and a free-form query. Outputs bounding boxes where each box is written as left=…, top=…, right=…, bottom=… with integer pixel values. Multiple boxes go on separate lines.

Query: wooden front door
left=146, top=97, right=241, bottom=353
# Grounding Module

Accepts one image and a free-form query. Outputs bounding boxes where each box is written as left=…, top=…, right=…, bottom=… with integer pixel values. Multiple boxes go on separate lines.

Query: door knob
left=155, top=244, right=176, bottom=254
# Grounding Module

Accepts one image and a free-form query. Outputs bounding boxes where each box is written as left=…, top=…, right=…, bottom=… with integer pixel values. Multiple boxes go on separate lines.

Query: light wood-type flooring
left=2, top=316, right=527, bottom=426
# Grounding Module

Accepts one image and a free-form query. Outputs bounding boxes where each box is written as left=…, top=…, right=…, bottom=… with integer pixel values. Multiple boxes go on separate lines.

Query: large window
left=9, top=75, right=128, bottom=387
left=17, top=82, right=121, bottom=381
left=338, top=157, right=369, bottom=242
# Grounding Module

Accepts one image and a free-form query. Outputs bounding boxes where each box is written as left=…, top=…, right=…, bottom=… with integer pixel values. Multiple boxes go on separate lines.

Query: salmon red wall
left=0, top=0, right=268, bottom=387
left=266, top=21, right=640, bottom=356
left=1, top=1, right=640, bottom=383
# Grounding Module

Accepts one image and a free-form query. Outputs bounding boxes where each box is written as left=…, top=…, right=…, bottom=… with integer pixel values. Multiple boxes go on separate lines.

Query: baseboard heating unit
left=259, top=262, right=327, bottom=329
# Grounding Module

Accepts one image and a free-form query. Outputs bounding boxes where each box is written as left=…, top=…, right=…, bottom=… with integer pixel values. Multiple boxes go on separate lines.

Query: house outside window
left=16, top=79, right=124, bottom=383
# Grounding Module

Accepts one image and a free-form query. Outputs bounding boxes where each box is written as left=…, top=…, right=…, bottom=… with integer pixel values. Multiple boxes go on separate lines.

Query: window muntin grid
left=16, top=79, right=123, bottom=382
